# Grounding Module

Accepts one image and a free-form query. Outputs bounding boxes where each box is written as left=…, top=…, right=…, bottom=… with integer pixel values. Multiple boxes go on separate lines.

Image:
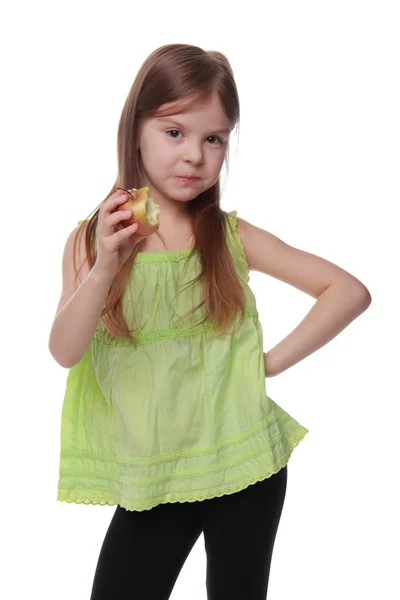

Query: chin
left=166, top=186, right=202, bottom=203
left=171, top=193, right=198, bottom=204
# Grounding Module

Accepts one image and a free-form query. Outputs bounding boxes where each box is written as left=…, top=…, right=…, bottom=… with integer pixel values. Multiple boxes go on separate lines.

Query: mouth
left=176, top=175, right=200, bottom=183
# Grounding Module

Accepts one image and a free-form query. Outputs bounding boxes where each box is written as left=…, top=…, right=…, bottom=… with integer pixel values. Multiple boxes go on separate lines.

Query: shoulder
left=235, top=216, right=284, bottom=272
left=61, top=221, right=90, bottom=271
left=60, top=219, right=94, bottom=279
left=65, top=220, right=89, bottom=252
left=235, top=215, right=363, bottom=298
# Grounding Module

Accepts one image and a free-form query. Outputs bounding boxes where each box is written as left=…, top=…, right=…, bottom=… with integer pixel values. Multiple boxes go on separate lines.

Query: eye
left=206, top=136, right=223, bottom=145
left=167, top=129, right=182, bottom=139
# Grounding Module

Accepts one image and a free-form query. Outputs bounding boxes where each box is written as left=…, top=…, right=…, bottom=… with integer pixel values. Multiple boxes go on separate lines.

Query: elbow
left=48, top=349, right=73, bottom=369
left=350, top=283, right=372, bottom=314
left=357, top=285, right=372, bottom=309
left=336, top=273, right=372, bottom=308
left=48, top=340, right=79, bottom=369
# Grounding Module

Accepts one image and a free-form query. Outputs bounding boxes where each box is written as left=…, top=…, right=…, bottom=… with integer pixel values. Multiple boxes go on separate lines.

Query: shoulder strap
left=225, top=210, right=249, bottom=272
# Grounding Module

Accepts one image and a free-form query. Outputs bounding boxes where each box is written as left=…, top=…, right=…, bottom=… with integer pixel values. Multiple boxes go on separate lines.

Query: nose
left=183, top=140, right=204, bottom=165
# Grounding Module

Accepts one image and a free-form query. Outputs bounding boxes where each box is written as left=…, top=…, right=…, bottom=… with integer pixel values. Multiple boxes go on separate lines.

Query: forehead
left=154, top=92, right=231, bottom=128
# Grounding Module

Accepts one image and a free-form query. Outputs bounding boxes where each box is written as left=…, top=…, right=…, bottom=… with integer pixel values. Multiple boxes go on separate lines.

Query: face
left=137, top=92, right=232, bottom=208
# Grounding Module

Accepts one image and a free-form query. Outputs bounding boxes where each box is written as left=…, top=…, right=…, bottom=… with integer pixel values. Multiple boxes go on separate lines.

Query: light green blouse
left=57, top=210, right=308, bottom=512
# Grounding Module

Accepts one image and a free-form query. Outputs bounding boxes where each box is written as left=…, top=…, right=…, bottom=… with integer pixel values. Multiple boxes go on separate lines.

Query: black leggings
left=90, top=465, right=287, bottom=600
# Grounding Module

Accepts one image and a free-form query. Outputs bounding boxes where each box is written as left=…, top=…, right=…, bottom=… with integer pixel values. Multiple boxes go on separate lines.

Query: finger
left=114, top=221, right=139, bottom=242
left=99, top=221, right=138, bottom=253
left=100, top=190, right=130, bottom=217
left=105, top=209, right=134, bottom=229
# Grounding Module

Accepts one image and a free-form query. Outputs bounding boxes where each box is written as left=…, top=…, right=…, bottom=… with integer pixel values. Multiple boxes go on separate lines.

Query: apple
left=118, top=186, right=161, bottom=236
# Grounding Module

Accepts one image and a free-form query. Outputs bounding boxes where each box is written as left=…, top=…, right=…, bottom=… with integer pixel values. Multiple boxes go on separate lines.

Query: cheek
left=210, top=149, right=226, bottom=172
left=143, top=137, right=174, bottom=167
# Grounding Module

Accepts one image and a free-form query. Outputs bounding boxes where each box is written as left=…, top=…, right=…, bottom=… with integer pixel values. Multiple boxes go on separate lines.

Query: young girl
left=49, top=43, right=371, bottom=600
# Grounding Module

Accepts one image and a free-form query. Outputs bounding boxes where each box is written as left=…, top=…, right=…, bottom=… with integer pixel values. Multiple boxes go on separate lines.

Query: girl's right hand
left=93, top=189, right=148, bottom=280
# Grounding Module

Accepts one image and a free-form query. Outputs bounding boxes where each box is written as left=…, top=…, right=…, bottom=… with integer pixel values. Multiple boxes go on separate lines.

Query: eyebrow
left=158, top=117, right=231, bottom=136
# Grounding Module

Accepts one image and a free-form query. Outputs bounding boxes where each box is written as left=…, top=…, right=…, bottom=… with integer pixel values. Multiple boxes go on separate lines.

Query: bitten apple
left=118, top=186, right=161, bottom=236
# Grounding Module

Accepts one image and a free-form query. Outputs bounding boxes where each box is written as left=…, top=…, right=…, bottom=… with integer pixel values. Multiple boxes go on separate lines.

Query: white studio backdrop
left=1, top=1, right=399, bottom=599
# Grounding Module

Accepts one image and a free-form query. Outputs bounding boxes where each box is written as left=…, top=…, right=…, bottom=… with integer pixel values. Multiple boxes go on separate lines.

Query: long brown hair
left=73, top=43, right=246, bottom=341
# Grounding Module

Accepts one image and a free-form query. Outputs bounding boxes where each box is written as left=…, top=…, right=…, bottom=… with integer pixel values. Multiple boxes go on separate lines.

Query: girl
left=49, top=43, right=371, bottom=600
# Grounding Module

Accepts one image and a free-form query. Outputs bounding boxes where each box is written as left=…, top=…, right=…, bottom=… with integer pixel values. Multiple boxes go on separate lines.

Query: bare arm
left=48, top=190, right=149, bottom=368
left=263, top=282, right=371, bottom=377
left=237, top=217, right=372, bottom=377
left=48, top=225, right=114, bottom=368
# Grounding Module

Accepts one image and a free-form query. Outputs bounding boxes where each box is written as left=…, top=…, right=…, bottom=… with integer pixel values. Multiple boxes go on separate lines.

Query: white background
left=1, top=1, right=399, bottom=598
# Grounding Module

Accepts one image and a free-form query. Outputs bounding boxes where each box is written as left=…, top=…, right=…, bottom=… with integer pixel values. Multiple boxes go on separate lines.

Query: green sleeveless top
left=57, top=210, right=308, bottom=512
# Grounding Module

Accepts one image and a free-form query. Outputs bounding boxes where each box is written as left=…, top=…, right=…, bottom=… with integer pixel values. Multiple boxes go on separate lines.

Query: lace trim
left=57, top=432, right=306, bottom=513
left=134, top=247, right=197, bottom=264
left=93, top=307, right=259, bottom=347
left=59, top=412, right=309, bottom=488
